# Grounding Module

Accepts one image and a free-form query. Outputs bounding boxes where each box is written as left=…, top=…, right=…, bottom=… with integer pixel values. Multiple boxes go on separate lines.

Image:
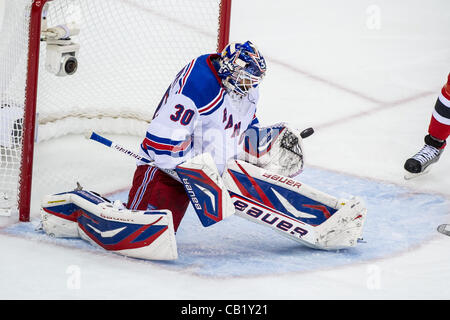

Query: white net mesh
left=0, top=0, right=32, bottom=213
left=0, top=0, right=224, bottom=217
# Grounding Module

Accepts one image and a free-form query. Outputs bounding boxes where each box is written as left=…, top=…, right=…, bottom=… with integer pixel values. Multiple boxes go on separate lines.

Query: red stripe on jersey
left=428, top=115, right=450, bottom=142
left=198, top=89, right=225, bottom=114
left=144, top=137, right=191, bottom=152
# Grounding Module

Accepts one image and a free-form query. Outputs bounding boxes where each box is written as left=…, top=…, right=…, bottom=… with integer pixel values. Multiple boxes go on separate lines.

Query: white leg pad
left=40, top=190, right=178, bottom=260
left=313, top=197, right=367, bottom=250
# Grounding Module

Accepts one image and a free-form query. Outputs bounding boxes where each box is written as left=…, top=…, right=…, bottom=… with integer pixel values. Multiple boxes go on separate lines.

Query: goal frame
left=17, top=0, right=232, bottom=222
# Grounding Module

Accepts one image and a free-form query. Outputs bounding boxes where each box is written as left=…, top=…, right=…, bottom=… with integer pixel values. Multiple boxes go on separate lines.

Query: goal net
left=0, top=0, right=231, bottom=220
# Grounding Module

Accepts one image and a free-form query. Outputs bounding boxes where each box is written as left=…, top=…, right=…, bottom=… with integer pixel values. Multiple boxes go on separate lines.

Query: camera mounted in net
left=42, top=21, right=80, bottom=77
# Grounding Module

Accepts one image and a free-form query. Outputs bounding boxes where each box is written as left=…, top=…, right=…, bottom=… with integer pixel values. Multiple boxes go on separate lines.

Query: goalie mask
left=218, top=41, right=267, bottom=98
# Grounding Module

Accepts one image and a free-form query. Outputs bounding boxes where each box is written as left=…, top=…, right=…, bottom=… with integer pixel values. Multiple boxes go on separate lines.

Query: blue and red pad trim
left=226, top=162, right=337, bottom=226
left=175, top=167, right=224, bottom=227
left=42, top=190, right=169, bottom=251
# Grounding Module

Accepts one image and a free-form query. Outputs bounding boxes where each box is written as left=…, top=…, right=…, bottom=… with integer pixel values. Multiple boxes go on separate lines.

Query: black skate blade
left=437, top=224, right=450, bottom=237
left=403, top=165, right=433, bottom=180
left=404, top=171, right=426, bottom=180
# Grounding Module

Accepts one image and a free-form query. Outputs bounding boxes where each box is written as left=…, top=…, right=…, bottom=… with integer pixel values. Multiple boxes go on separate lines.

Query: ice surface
left=5, top=167, right=447, bottom=278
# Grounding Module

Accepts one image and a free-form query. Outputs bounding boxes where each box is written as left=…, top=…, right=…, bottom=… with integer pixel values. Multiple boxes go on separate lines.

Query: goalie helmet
left=218, top=41, right=267, bottom=98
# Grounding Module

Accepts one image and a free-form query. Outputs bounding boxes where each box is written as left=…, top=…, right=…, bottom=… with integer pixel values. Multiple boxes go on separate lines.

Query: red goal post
left=0, top=0, right=231, bottom=222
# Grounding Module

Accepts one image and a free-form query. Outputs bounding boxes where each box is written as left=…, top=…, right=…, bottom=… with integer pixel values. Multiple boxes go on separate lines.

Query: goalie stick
left=87, top=127, right=314, bottom=157
left=85, top=130, right=365, bottom=249
left=86, top=131, right=233, bottom=227
left=85, top=130, right=313, bottom=225
left=85, top=131, right=179, bottom=180
left=86, top=128, right=315, bottom=181
left=85, top=131, right=151, bottom=164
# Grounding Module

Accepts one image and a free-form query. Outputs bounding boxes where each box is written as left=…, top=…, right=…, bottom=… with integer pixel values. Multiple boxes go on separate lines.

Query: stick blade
left=438, top=224, right=450, bottom=236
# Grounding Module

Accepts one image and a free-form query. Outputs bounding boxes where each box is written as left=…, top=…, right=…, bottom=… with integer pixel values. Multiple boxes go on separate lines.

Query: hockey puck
left=300, top=127, right=314, bottom=139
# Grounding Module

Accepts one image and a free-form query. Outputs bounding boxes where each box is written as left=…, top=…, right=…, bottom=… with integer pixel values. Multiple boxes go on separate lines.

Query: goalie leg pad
left=40, top=190, right=178, bottom=260
left=224, top=159, right=367, bottom=250
left=40, top=207, right=80, bottom=238
left=40, top=192, right=84, bottom=238
left=175, top=153, right=236, bottom=227
left=314, top=197, right=366, bottom=250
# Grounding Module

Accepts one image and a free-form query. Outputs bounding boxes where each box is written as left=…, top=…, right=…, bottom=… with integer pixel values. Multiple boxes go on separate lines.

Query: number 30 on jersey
left=170, top=104, right=195, bottom=126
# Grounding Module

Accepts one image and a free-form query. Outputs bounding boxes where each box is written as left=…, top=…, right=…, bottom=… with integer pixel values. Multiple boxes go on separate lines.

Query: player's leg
left=127, top=165, right=190, bottom=231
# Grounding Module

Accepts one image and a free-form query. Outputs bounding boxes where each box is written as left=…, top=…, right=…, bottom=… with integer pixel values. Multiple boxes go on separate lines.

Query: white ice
left=0, top=0, right=450, bottom=300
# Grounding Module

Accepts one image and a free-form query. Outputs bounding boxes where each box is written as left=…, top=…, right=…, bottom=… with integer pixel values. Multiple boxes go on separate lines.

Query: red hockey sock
left=428, top=73, right=450, bottom=144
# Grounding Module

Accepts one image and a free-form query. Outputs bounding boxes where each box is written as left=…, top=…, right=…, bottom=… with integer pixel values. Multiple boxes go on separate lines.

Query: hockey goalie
left=40, top=124, right=366, bottom=260
left=39, top=40, right=367, bottom=260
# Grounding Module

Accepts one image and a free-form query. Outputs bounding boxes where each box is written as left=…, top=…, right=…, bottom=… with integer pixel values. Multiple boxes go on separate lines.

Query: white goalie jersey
left=138, top=53, right=260, bottom=174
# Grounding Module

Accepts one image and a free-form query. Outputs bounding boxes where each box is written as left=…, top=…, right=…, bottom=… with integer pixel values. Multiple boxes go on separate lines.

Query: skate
left=404, top=135, right=445, bottom=180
